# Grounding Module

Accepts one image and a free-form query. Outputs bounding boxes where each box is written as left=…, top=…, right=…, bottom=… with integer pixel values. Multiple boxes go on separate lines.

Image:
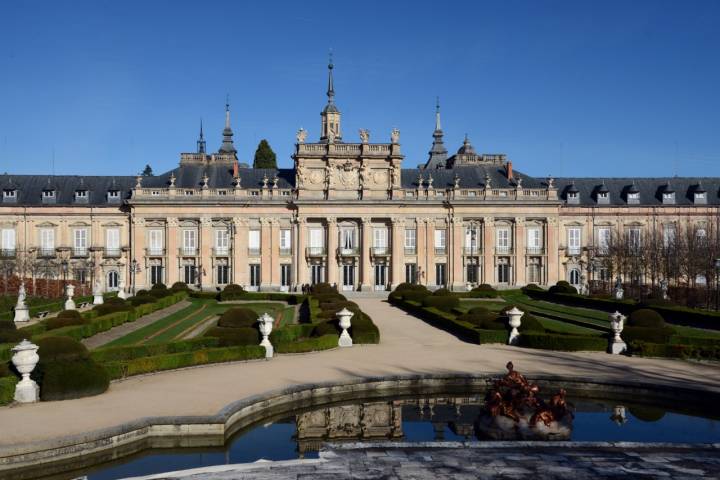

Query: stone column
left=514, top=218, right=526, bottom=286
left=133, top=217, right=147, bottom=290
left=234, top=218, right=248, bottom=287
left=296, top=217, right=307, bottom=286
left=269, top=219, right=280, bottom=290
left=390, top=218, right=404, bottom=289
left=483, top=217, right=495, bottom=285
left=260, top=218, right=272, bottom=291
left=451, top=218, right=464, bottom=291
left=200, top=217, right=212, bottom=290
left=166, top=217, right=178, bottom=285
left=546, top=217, right=559, bottom=285
left=327, top=217, right=338, bottom=286
left=426, top=219, right=436, bottom=287
left=416, top=219, right=427, bottom=286
left=360, top=217, right=372, bottom=291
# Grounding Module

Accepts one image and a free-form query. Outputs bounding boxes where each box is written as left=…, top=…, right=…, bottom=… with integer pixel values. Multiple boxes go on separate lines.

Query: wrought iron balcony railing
left=525, top=247, right=545, bottom=255
left=104, top=248, right=122, bottom=258
left=306, top=246, right=326, bottom=256
left=179, top=247, right=198, bottom=256
left=145, top=247, right=165, bottom=256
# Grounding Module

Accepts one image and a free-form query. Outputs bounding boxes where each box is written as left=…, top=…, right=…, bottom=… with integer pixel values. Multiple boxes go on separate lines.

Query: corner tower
left=320, top=53, right=342, bottom=143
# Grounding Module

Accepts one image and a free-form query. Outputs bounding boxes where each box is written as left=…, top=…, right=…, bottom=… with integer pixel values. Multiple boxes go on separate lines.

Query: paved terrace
left=1, top=299, right=720, bottom=446
left=130, top=442, right=720, bottom=480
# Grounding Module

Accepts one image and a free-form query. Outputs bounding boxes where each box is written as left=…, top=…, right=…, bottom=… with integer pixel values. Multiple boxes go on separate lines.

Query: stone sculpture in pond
left=476, top=362, right=574, bottom=440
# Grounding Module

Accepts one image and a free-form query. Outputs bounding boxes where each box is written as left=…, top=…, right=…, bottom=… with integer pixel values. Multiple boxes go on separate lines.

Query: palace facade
left=0, top=61, right=717, bottom=294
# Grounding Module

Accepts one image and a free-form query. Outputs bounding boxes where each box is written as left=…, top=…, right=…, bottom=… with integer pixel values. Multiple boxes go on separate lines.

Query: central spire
left=218, top=95, right=237, bottom=155
left=424, top=97, right=448, bottom=169
left=197, top=119, right=206, bottom=154
left=320, top=51, right=342, bottom=143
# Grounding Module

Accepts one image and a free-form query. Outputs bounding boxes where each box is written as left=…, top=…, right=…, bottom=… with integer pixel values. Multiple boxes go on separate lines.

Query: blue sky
left=0, top=0, right=718, bottom=178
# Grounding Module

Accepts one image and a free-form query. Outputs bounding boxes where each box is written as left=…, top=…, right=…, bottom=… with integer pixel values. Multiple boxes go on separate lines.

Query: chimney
left=506, top=161, right=513, bottom=181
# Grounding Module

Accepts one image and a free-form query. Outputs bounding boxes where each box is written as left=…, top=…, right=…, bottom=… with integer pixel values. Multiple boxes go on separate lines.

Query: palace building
left=0, top=60, right=717, bottom=294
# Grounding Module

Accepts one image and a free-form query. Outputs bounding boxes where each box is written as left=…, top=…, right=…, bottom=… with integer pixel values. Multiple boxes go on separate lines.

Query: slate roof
left=555, top=177, right=718, bottom=206
left=401, top=165, right=543, bottom=189
left=0, top=174, right=135, bottom=206
left=142, top=164, right=296, bottom=189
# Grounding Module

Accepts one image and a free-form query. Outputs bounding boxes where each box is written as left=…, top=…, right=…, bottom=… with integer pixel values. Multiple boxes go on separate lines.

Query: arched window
left=107, top=271, right=119, bottom=290
left=569, top=268, right=581, bottom=286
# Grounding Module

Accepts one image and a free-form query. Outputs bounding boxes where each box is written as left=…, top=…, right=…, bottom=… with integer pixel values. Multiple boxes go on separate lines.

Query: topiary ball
left=311, top=321, right=339, bottom=337
left=217, top=307, right=259, bottom=328
left=170, top=282, right=189, bottom=291
left=205, top=326, right=260, bottom=346
left=35, top=336, right=89, bottom=361
left=151, top=282, right=168, bottom=291
left=628, top=309, right=665, bottom=328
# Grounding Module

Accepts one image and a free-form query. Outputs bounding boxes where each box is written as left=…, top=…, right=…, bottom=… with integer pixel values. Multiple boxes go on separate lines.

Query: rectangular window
left=149, top=230, right=163, bottom=255
left=1, top=229, right=15, bottom=252
left=106, top=228, right=120, bottom=249
left=567, top=228, right=581, bottom=255
left=598, top=228, right=611, bottom=254
left=628, top=228, right=641, bottom=251
left=340, top=228, right=355, bottom=250
left=183, top=264, right=196, bottom=284
left=404, top=229, right=416, bottom=253
left=466, top=263, right=479, bottom=284
left=182, top=229, right=197, bottom=255
left=498, top=262, right=510, bottom=283
left=280, top=229, right=292, bottom=253
left=435, top=263, right=447, bottom=286
left=40, top=228, right=55, bottom=254
left=528, top=261, right=542, bottom=284
left=74, top=228, right=88, bottom=250
left=281, top=264, right=291, bottom=287
left=527, top=228, right=541, bottom=249
left=373, top=228, right=388, bottom=248
left=150, top=265, right=163, bottom=285
left=250, top=264, right=261, bottom=287
left=248, top=229, right=261, bottom=255
left=434, top=229, right=446, bottom=253
left=405, top=263, right=417, bottom=284
left=496, top=228, right=510, bottom=253
left=309, top=228, right=324, bottom=248
left=217, top=265, right=229, bottom=285
left=215, top=229, right=229, bottom=255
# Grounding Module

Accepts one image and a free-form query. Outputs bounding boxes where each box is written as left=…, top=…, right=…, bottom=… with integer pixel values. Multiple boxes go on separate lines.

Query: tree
left=253, top=140, right=277, bottom=169
left=141, top=164, right=154, bottom=176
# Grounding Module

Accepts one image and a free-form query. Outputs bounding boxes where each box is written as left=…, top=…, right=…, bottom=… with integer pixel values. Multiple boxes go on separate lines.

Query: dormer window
left=567, top=192, right=578, bottom=199
left=75, top=190, right=88, bottom=202
left=3, top=190, right=17, bottom=202
left=662, top=192, right=675, bottom=204
left=627, top=192, right=640, bottom=205
left=184, top=190, right=194, bottom=196
left=41, top=189, right=56, bottom=204
left=694, top=191, right=707, bottom=204
left=107, top=190, right=120, bottom=202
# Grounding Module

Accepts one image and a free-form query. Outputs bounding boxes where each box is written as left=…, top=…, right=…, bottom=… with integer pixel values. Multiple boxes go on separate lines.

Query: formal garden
left=388, top=281, right=720, bottom=360
left=0, top=282, right=379, bottom=406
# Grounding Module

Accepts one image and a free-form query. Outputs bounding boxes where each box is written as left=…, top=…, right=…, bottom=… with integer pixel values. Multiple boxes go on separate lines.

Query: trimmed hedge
left=34, top=337, right=109, bottom=401
left=421, top=296, right=459, bottom=312
left=311, top=321, right=339, bottom=337
left=275, top=334, right=338, bottom=353
left=311, top=283, right=338, bottom=294
left=220, top=283, right=245, bottom=301
left=628, top=309, right=665, bottom=328
left=205, top=326, right=260, bottom=346
left=549, top=281, right=578, bottom=295
left=46, top=310, right=88, bottom=330
left=217, top=307, right=258, bottom=328
left=102, top=345, right=265, bottom=380
left=0, top=375, right=18, bottom=405
left=518, top=332, right=607, bottom=351
left=91, top=338, right=220, bottom=363
left=629, top=341, right=720, bottom=361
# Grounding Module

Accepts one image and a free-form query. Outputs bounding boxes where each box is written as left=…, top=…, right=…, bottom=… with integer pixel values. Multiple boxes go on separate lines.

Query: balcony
left=38, top=248, right=56, bottom=258
left=104, top=248, right=122, bottom=258
left=337, top=246, right=360, bottom=256
left=463, top=246, right=482, bottom=255
left=370, top=246, right=390, bottom=256
left=145, top=247, right=165, bottom=257
left=71, top=247, right=89, bottom=258
left=567, top=247, right=582, bottom=256
left=306, top=246, right=326, bottom=257
left=0, top=248, right=16, bottom=258
left=434, top=247, right=447, bottom=255
left=495, top=246, right=513, bottom=255
left=247, top=247, right=261, bottom=256
left=213, top=247, right=230, bottom=256
left=404, top=247, right=417, bottom=255
left=525, top=247, right=545, bottom=255
left=279, top=247, right=292, bottom=256
left=179, top=247, right=198, bottom=256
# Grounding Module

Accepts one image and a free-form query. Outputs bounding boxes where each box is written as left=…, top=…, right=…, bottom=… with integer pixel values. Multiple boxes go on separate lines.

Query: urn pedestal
left=258, top=312, right=274, bottom=359
left=64, top=284, right=76, bottom=311
left=13, top=306, right=29, bottom=324
left=336, top=308, right=353, bottom=348
left=11, top=340, right=40, bottom=403
left=608, top=311, right=627, bottom=355
left=506, top=307, right=524, bottom=346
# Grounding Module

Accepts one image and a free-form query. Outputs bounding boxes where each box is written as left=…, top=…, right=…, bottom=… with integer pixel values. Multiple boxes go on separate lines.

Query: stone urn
left=11, top=340, right=40, bottom=403
left=13, top=282, right=30, bottom=324
left=92, top=279, right=104, bottom=305
left=506, top=307, right=524, bottom=345
left=117, top=281, right=129, bottom=300
left=258, top=312, right=274, bottom=359
left=64, top=284, right=76, bottom=310
left=336, top=308, right=354, bottom=348
left=608, top=311, right=627, bottom=354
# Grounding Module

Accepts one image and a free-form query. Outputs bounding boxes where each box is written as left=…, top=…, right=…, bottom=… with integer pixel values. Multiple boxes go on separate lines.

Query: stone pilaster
left=390, top=217, right=405, bottom=288
left=546, top=217, right=559, bottom=285
left=451, top=218, right=465, bottom=291
left=200, top=217, right=212, bottom=290
left=269, top=219, right=280, bottom=290
left=416, top=218, right=427, bottom=285
left=426, top=219, right=436, bottom=286
left=133, top=216, right=147, bottom=290
left=260, top=218, right=272, bottom=290
left=483, top=217, right=495, bottom=285
left=327, top=217, right=338, bottom=286
left=515, top=218, right=525, bottom=286
left=234, top=218, right=248, bottom=287
left=166, top=217, right=178, bottom=285
left=360, top=217, right=373, bottom=291
left=295, top=217, right=307, bottom=286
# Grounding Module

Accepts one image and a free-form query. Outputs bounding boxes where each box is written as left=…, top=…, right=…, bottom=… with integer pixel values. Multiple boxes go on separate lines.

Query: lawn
left=104, top=300, right=290, bottom=348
